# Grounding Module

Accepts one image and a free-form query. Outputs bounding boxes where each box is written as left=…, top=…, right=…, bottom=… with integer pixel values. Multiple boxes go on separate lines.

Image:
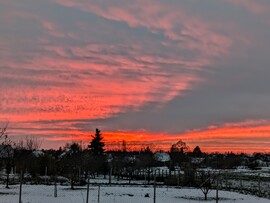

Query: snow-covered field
left=1, top=184, right=270, bottom=203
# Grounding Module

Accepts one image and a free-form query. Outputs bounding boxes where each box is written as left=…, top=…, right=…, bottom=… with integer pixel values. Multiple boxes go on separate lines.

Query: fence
left=1, top=168, right=270, bottom=201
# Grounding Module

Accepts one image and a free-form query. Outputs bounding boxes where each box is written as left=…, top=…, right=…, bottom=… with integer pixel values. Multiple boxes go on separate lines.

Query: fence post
left=86, top=177, right=90, bottom=203
left=79, top=168, right=81, bottom=185
left=98, top=185, right=100, bottom=203
left=153, top=171, right=156, bottom=203
left=144, top=171, right=147, bottom=185
left=216, top=175, right=219, bottom=203
left=178, top=169, right=181, bottom=186
left=54, top=181, right=57, bottom=198
left=45, top=166, right=48, bottom=185
left=240, top=174, right=243, bottom=192
left=109, top=167, right=112, bottom=185
left=225, top=171, right=228, bottom=190
left=258, top=173, right=261, bottom=193
left=19, top=171, right=23, bottom=203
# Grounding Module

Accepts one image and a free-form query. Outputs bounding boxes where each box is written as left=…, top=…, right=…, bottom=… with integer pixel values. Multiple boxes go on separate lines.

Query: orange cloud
left=177, top=120, right=270, bottom=153
left=42, top=125, right=270, bottom=153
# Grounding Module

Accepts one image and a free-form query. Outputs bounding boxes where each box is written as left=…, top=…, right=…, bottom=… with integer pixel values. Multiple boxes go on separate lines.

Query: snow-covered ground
left=1, top=184, right=270, bottom=203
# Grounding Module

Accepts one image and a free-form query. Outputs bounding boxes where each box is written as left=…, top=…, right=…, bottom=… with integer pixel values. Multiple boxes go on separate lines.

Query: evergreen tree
left=193, top=146, right=202, bottom=156
left=88, top=128, right=105, bottom=156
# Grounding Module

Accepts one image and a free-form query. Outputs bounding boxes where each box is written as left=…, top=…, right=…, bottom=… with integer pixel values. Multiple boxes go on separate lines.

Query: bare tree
left=16, top=136, right=42, bottom=151
left=26, top=136, right=42, bottom=150
left=0, top=122, right=8, bottom=143
left=197, top=170, right=217, bottom=200
left=4, top=146, right=13, bottom=188
left=0, top=122, right=14, bottom=189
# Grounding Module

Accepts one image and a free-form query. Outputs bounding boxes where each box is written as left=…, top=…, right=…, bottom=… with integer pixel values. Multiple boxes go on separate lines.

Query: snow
left=32, top=150, right=45, bottom=157
left=191, top=157, right=205, bottom=164
left=1, top=184, right=270, bottom=203
left=154, top=152, right=170, bottom=162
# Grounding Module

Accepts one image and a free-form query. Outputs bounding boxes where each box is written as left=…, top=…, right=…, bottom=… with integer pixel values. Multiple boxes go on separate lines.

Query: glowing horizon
left=7, top=119, right=270, bottom=153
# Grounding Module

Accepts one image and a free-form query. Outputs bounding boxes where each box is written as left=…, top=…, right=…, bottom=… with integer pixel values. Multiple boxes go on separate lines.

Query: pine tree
left=88, top=128, right=105, bottom=156
left=193, top=146, right=202, bottom=156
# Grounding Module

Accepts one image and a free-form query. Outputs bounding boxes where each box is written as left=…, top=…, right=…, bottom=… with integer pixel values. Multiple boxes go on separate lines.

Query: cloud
left=54, top=0, right=232, bottom=58
left=0, top=0, right=232, bottom=124
left=226, top=0, right=270, bottom=14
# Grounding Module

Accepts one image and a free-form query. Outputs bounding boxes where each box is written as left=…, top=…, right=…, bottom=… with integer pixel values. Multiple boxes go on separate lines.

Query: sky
left=1, top=0, right=270, bottom=153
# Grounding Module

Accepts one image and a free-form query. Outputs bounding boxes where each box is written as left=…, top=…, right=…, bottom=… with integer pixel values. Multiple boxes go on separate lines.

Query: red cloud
left=1, top=0, right=234, bottom=125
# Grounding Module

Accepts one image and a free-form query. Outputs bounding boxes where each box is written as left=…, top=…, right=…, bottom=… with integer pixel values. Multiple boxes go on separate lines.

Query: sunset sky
left=1, top=0, right=270, bottom=153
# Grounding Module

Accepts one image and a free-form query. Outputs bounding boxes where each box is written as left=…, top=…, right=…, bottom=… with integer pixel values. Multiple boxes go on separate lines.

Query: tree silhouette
left=59, top=142, right=84, bottom=189
left=88, top=128, right=105, bottom=156
left=0, top=122, right=14, bottom=188
left=0, top=122, right=8, bottom=144
left=170, top=140, right=190, bottom=154
left=193, top=146, right=202, bottom=156
left=169, top=140, right=190, bottom=168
